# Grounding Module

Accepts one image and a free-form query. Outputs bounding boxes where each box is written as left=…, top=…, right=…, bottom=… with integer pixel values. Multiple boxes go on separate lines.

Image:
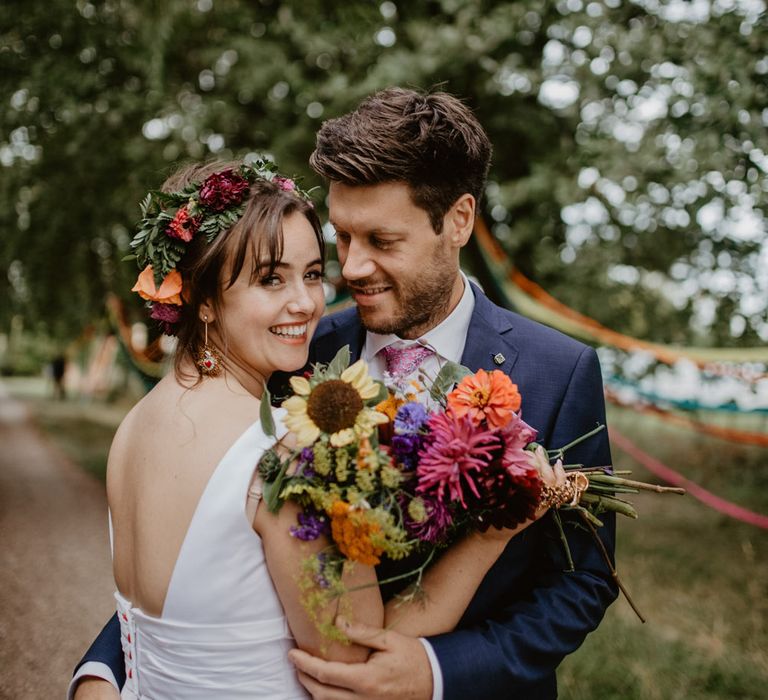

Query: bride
left=73, top=159, right=566, bottom=699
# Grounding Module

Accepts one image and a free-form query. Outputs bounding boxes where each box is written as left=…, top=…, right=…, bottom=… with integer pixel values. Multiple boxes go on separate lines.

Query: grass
left=5, top=378, right=767, bottom=698
left=559, top=405, right=768, bottom=700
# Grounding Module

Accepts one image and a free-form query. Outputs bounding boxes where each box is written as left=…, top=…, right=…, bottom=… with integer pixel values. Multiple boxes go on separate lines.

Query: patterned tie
left=380, top=343, right=435, bottom=386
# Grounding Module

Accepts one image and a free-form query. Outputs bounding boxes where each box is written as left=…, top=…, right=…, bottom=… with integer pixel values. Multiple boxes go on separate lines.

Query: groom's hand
left=288, top=617, right=433, bottom=700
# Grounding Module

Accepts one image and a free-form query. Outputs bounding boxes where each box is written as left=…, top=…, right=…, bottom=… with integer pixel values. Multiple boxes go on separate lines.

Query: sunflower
left=283, top=359, right=388, bottom=447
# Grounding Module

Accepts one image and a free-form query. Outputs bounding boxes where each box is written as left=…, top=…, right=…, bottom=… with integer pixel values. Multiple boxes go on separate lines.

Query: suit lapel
left=460, top=284, right=519, bottom=375
left=312, top=309, right=366, bottom=364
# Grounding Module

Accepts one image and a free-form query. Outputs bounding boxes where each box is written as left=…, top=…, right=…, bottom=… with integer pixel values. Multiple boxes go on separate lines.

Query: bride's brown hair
left=161, top=160, right=324, bottom=384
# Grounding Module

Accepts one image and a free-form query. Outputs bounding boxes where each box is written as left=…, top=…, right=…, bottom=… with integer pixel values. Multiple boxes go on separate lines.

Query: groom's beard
left=352, top=257, right=457, bottom=339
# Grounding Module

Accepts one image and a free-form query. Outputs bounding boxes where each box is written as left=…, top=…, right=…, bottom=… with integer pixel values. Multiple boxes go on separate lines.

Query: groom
left=286, top=88, right=617, bottom=700
left=72, top=88, right=617, bottom=699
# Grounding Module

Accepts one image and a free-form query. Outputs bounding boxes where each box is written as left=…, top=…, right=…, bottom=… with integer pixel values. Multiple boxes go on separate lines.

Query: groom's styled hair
left=310, top=87, right=492, bottom=233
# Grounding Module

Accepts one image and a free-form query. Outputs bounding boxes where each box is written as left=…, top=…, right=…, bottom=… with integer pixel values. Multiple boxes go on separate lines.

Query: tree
left=2, top=0, right=765, bottom=346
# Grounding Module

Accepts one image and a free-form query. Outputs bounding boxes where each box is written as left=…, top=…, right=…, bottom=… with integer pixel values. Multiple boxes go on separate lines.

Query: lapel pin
left=493, top=353, right=505, bottom=365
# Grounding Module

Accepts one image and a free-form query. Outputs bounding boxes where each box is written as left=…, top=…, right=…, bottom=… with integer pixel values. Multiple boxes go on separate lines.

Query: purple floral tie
left=380, top=344, right=435, bottom=386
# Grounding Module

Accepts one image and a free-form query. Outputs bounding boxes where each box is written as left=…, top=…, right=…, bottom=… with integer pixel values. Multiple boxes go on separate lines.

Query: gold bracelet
left=540, top=472, right=590, bottom=509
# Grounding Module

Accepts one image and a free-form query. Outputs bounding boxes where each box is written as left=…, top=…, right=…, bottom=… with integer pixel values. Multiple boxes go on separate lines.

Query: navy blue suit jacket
left=76, top=284, right=617, bottom=699
left=307, top=285, right=618, bottom=699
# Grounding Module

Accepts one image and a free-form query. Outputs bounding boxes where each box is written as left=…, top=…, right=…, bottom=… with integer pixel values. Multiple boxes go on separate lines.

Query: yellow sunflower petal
left=341, top=359, right=367, bottom=385
left=358, top=380, right=381, bottom=400
left=330, top=428, right=356, bottom=447
left=342, top=360, right=381, bottom=399
left=296, top=424, right=320, bottom=447
left=368, top=409, right=390, bottom=425
left=289, top=376, right=312, bottom=396
left=282, top=395, right=308, bottom=414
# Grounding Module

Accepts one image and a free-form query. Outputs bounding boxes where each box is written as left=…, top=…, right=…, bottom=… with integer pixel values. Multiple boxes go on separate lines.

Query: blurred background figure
left=50, top=352, right=67, bottom=400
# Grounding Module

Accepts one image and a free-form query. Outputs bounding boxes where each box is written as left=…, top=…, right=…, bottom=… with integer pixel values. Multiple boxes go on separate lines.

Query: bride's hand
left=529, top=444, right=567, bottom=519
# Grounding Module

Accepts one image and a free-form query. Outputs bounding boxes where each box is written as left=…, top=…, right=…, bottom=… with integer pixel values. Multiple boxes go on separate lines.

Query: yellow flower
left=339, top=360, right=381, bottom=400
left=283, top=360, right=388, bottom=447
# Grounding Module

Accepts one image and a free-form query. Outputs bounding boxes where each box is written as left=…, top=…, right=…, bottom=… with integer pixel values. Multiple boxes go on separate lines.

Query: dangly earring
left=196, top=315, right=223, bottom=377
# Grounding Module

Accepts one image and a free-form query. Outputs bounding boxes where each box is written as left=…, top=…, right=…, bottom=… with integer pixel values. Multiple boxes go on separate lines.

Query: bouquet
left=258, top=347, right=683, bottom=629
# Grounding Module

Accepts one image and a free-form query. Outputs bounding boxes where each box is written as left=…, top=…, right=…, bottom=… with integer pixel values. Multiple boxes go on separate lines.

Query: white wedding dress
left=113, top=411, right=308, bottom=699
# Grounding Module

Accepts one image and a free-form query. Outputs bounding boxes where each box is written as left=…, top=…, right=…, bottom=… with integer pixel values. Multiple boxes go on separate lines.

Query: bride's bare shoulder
left=110, top=375, right=261, bottom=464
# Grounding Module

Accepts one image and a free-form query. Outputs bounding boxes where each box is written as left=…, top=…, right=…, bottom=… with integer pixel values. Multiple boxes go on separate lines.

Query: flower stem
left=551, top=511, right=575, bottom=571
left=548, top=424, right=606, bottom=460
left=344, top=548, right=438, bottom=595
left=588, top=474, right=686, bottom=494
left=376, top=548, right=437, bottom=589
left=578, top=510, right=646, bottom=623
left=580, top=492, right=638, bottom=519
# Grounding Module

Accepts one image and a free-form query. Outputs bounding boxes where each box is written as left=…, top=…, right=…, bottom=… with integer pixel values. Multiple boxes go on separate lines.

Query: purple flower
left=314, top=552, right=331, bottom=589
left=150, top=303, right=181, bottom=335
left=297, top=446, right=316, bottom=478
left=198, top=169, right=250, bottom=212
left=391, top=433, right=423, bottom=470
left=394, top=402, right=428, bottom=434
left=290, top=509, right=329, bottom=541
left=404, top=495, right=453, bottom=545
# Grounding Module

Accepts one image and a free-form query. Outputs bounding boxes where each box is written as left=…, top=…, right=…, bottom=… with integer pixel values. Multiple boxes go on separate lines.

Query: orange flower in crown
left=126, top=160, right=314, bottom=335
left=446, top=368, right=521, bottom=429
left=132, top=265, right=183, bottom=305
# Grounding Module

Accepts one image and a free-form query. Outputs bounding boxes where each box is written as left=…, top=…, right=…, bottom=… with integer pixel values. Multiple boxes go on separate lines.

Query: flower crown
left=126, top=159, right=314, bottom=334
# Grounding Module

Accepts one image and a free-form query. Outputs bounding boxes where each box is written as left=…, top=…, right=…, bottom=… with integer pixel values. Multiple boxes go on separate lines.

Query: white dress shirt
left=362, top=272, right=475, bottom=398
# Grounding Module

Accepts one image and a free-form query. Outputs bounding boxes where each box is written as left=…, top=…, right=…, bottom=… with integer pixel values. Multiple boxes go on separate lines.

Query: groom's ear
left=444, top=193, right=475, bottom=248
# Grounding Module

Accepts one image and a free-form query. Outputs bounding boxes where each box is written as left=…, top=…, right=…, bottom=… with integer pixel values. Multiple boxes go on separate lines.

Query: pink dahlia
left=165, top=206, right=199, bottom=242
left=416, top=411, right=500, bottom=508
left=499, top=412, right=538, bottom=474
left=456, top=412, right=541, bottom=529
left=198, top=169, right=250, bottom=211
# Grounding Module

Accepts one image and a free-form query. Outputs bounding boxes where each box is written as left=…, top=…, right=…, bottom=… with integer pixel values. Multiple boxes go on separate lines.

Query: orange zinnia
left=328, top=500, right=383, bottom=566
left=446, top=369, right=521, bottom=429
left=132, top=265, right=183, bottom=305
left=375, top=393, right=401, bottom=443
left=375, top=393, right=402, bottom=424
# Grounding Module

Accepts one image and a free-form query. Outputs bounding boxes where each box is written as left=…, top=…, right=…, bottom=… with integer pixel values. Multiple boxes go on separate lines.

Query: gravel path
left=0, top=383, right=115, bottom=699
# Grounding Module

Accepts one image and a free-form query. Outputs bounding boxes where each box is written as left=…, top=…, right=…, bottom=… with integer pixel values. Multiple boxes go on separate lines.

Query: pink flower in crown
left=165, top=206, right=199, bottom=242
left=274, top=176, right=296, bottom=192
left=198, top=169, right=250, bottom=211
left=415, top=411, right=500, bottom=508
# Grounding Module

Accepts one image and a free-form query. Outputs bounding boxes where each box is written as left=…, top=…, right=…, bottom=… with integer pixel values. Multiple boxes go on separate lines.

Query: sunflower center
left=307, top=380, right=364, bottom=434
